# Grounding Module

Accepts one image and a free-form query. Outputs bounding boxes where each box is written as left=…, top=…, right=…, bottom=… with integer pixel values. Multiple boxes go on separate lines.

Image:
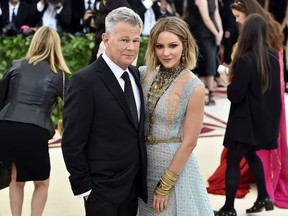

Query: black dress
left=186, top=0, right=218, bottom=76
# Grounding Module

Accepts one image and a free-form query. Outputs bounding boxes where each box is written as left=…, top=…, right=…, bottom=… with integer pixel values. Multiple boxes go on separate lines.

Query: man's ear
left=102, top=33, right=109, bottom=47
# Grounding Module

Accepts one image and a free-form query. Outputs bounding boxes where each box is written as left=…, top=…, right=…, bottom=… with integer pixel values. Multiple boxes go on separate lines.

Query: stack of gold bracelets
left=155, top=169, right=179, bottom=197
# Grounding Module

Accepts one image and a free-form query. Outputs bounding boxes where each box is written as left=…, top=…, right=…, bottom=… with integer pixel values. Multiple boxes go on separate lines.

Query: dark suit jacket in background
left=33, top=0, right=72, bottom=34
left=62, top=55, right=147, bottom=205
left=0, top=0, right=34, bottom=33
left=127, top=0, right=161, bottom=25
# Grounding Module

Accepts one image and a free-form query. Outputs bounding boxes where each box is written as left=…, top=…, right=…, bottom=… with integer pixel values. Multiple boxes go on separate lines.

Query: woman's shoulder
left=180, top=68, right=204, bottom=89
left=138, top=65, right=148, bottom=81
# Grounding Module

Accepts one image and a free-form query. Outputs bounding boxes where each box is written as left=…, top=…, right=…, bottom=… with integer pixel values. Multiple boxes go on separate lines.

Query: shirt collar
left=9, top=1, right=20, bottom=10
left=102, top=52, right=129, bottom=80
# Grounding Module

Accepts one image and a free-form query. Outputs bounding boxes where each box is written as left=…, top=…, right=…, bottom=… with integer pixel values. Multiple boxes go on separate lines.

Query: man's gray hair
left=105, top=7, right=143, bottom=35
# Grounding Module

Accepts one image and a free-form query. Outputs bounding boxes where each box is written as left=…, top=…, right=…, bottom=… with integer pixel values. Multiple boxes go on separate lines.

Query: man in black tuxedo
left=62, top=6, right=147, bottom=216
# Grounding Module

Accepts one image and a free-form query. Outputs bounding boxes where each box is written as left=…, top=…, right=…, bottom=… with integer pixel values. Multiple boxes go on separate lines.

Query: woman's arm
left=196, top=0, right=222, bottom=45
left=153, top=82, right=205, bottom=213
left=214, top=0, right=224, bottom=45
left=168, top=84, right=205, bottom=175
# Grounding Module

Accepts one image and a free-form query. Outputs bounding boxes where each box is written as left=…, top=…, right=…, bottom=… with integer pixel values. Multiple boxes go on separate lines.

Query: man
left=69, top=0, right=100, bottom=34
left=61, top=7, right=147, bottom=216
left=0, top=0, right=32, bottom=35
left=34, top=0, right=72, bottom=34
left=127, top=0, right=161, bottom=36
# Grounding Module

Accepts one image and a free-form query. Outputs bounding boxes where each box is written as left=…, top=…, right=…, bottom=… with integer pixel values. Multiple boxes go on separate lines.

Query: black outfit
left=267, top=0, right=288, bottom=86
left=222, top=50, right=281, bottom=210
left=69, top=0, right=98, bottom=34
left=0, top=59, right=68, bottom=181
left=186, top=0, right=218, bottom=76
left=220, top=0, right=238, bottom=64
left=127, top=0, right=161, bottom=27
left=173, top=0, right=184, bottom=16
left=34, top=0, right=72, bottom=34
left=0, top=0, right=34, bottom=35
left=61, top=55, right=147, bottom=216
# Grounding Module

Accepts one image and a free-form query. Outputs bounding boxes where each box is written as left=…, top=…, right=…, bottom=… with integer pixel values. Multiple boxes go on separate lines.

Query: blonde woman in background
left=0, top=26, right=70, bottom=216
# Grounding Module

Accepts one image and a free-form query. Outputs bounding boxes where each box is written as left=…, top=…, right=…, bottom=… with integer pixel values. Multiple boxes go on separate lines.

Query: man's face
left=102, top=21, right=141, bottom=70
left=9, top=0, right=20, bottom=5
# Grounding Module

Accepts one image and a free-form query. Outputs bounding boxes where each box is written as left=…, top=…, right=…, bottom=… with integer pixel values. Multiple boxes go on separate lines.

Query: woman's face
left=232, top=9, right=246, bottom=25
left=155, top=31, right=183, bottom=69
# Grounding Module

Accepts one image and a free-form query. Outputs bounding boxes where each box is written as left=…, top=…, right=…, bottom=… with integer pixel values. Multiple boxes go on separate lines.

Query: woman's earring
left=181, top=52, right=185, bottom=64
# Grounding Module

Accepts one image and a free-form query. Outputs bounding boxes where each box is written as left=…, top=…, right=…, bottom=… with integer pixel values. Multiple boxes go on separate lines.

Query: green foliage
left=137, top=36, right=149, bottom=67
left=0, top=34, right=148, bottom=127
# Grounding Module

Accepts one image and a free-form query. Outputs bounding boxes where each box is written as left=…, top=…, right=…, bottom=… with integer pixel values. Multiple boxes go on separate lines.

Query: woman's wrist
left=155, top=169, right=179, bottom=197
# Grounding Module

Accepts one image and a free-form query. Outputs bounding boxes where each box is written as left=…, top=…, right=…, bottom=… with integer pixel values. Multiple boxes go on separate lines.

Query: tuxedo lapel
left=96, top=57, right=138, bottom=130
left=129, top=66, right=145, bottom=130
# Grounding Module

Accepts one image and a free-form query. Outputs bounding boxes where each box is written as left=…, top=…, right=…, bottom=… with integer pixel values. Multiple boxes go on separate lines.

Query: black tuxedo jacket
left=62, top=55, right=147, bottom=205
left=127, top=0, right=161, bottom=24
left=69, top=0, right=97, bottom=33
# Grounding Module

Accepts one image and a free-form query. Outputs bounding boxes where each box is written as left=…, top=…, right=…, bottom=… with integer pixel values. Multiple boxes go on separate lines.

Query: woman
left=185, top=0, right=223, bottom=105
left=0, top=26, right=70, bottom=216
left=214, top=13, right=281, bottom=215
left=208, top=0, right=288, bottom=209
left=138, top=16, right=213, bottom=215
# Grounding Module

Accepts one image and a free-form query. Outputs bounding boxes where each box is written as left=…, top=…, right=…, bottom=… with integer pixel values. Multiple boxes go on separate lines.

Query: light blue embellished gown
left=138, top=66, right=214, bottom=216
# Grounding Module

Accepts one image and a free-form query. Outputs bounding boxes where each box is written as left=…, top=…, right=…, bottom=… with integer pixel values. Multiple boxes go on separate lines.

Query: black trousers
left=84, top=191, right=138, bottom=216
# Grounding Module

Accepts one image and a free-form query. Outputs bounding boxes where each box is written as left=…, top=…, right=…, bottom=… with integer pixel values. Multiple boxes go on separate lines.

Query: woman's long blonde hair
left=26, top=26, right=70, bottom=73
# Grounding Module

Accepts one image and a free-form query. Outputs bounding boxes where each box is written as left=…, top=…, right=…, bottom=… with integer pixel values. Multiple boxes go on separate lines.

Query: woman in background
left=214, top=13, right=281, bottom=215
left=208, top=0, right=288, bottom=209
left=185, top=0, right=223, bottom=105
left=0, top=26, right=70, bottom=216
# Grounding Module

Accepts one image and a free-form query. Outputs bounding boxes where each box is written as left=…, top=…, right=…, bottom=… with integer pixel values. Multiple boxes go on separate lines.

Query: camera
left=2, top=23, right=19, bottom=36
left=50, top=0, right=61, bottom=4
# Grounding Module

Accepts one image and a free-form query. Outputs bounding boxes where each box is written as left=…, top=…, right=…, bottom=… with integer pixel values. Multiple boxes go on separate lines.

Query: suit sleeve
left=0, top=63, right=14, bottom=110
left=61, top=73, right=94, bottom=195
left=227, top=56, right=251, bottom=104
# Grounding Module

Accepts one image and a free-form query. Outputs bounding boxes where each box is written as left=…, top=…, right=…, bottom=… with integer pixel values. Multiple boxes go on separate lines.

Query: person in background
left=0, top=0, right=36, bottom=36
left=208, top=0, right=288, bottom=209
left=69, top=0, right=101, bottom=34
left=264, top=0, right=288, bottom=92
left=89, top=0, right=131, bottom=63
left=214, top=13, right=281, bottom=215
left=127, top=0, right=161, bottom=36
left=0, top=26, right=70, bottom=216
left=138, top=16, right=213, bottom=216
left=219, top=0, right=238, bottom=66
left=185, top=0, right=223, bottom=106
left=34, top=0, right=72, bottom=34
left=61, top=7, right=147, bottom=216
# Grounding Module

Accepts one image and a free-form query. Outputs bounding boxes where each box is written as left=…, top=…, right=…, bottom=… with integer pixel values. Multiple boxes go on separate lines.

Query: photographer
left=69, top=0, right=100, bottom=34
left=35, top=0, right=72, bottom=34
left=0, top=0, right=35, bottom=36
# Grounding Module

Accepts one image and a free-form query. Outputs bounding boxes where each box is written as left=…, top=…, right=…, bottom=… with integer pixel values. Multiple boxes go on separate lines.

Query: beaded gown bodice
left=141, top=66, right=195, bottom=142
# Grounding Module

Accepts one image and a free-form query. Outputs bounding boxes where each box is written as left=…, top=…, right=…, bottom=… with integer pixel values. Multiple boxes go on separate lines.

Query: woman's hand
left=153, top=193, right=169, bottom=213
